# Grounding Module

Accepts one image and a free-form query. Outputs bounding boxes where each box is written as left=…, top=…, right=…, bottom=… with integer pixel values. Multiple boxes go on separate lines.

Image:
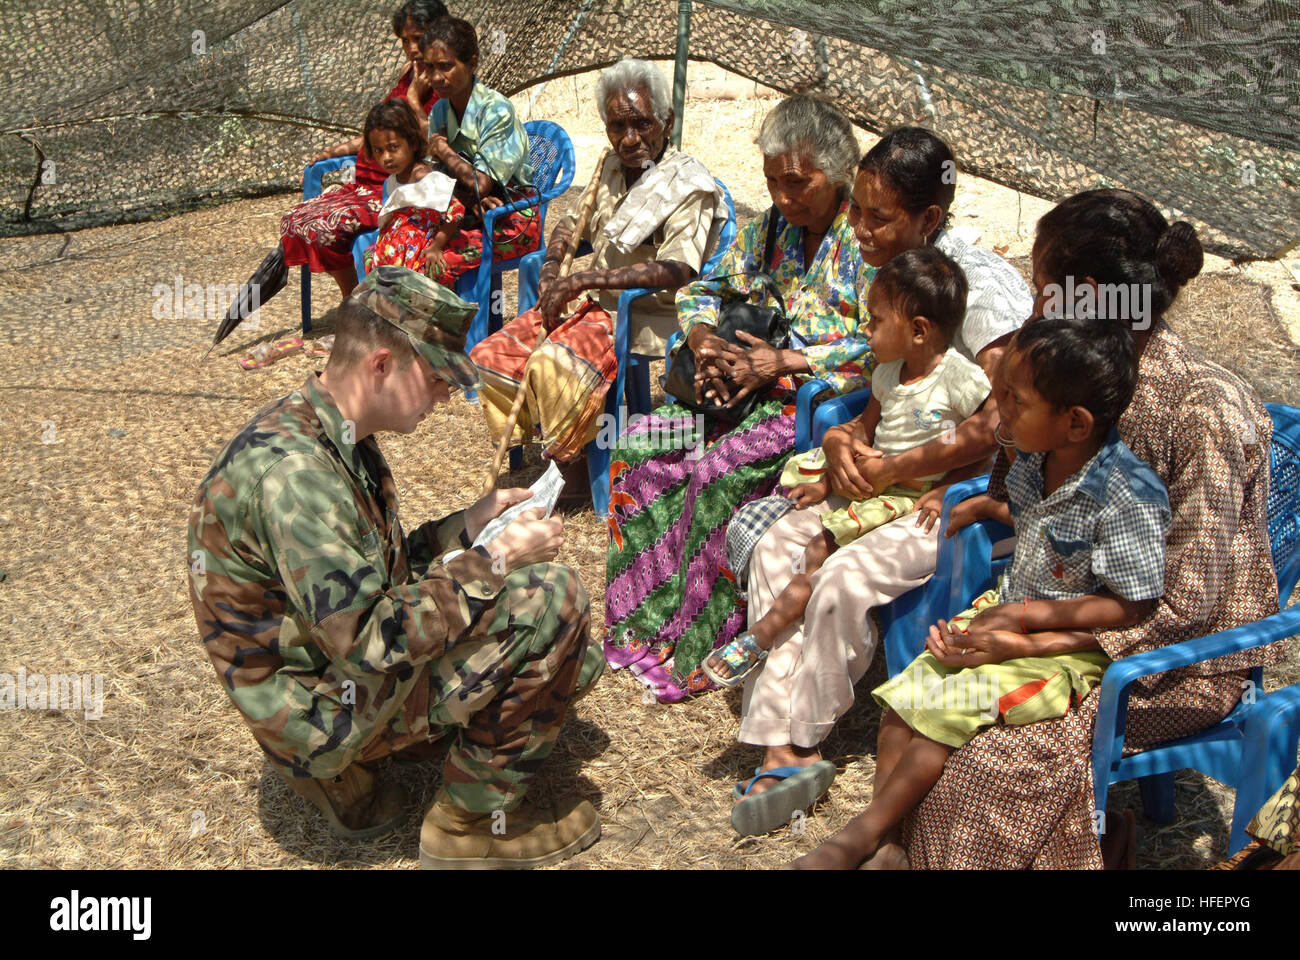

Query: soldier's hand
left=490, top=508, right=565, bottom=570
left=466, top=487, right=533, bottom=542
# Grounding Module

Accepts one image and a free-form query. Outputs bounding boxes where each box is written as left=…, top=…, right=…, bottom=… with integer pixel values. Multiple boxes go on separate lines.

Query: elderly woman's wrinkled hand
left=687, top=326, right=734, bottom=406
left=715, top=330, right=783, bottom=408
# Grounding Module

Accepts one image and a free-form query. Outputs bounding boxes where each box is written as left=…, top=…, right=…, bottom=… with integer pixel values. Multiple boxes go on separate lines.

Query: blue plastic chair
left=1091, top=402, right=1300, bottom=854
left=586, top=179, right=737, bottom=516
left=459, top=119, right=576, bottom=356
left=917, top=403, right=1300, bottom=855
left=298, top=121, right=576, bottom=342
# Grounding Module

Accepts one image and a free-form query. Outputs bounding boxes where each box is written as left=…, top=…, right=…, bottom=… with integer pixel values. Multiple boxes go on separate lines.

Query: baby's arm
left=788, top=479, right=829, bottom=508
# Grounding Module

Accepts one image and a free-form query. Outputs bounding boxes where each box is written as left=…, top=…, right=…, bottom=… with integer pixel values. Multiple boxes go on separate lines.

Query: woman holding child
left=795, top=189, right=1285, bottom=869
left=721, top=127, right=1033, bottom=830
left=220, top=0, right=447, bottom=325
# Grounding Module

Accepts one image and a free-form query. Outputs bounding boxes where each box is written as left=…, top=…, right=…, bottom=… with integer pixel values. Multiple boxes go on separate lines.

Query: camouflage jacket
left=187, top=373, right=507, bottom=777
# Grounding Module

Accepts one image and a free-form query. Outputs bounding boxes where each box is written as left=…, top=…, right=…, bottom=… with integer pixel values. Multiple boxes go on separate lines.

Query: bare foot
left=734, top=744, right=822, bottom=804
left=786, top=831, right=868, bottom=870
left=1100, top=809, right=1136, bottom=869
left=859, top=842, right=909, bottom=870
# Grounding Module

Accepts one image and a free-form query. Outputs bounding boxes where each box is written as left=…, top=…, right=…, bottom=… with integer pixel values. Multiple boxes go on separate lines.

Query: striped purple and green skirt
left=604, top=395, right=796, bottom=703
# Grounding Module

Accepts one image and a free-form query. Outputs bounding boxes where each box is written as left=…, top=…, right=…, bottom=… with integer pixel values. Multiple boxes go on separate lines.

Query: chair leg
left=1138, top=773, right=1176, bottom=825
left=629, top=357, right=653, bottom=415
left=300, top=264, right=311, bottom=335
left=509, top=446, right=522, bottom=471
left=588, top=439, right=610, bottom=518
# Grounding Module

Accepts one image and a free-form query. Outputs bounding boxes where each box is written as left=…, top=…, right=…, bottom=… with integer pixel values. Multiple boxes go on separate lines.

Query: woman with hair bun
left=799, top=188, right=1285, bottom=869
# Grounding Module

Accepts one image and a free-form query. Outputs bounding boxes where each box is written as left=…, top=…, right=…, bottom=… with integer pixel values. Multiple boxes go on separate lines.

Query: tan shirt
left=559, top=144, right=715, bottom=356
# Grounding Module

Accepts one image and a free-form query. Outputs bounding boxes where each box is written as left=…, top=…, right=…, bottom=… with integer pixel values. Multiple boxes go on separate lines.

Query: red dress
left=364, top=192, right=542, bottom=286
left=280, top=70, right=436, bottom=273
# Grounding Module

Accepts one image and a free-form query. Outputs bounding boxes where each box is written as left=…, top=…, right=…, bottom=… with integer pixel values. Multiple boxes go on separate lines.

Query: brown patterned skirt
left=903, top=667, right=1248, bottom=869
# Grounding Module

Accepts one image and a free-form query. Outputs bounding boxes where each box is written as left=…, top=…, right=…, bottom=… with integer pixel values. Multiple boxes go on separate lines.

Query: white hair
left=595, top=58, right=672, bottom=125
left=756, top=95, right=859, bottom=187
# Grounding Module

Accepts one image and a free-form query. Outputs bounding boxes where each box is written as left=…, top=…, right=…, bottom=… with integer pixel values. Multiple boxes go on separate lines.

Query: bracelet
left=1021, top=597, right=1030, bottom=634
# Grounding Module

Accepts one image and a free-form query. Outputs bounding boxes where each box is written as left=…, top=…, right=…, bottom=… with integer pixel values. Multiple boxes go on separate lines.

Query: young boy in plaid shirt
left=792, top=313, right=1171, bottom=868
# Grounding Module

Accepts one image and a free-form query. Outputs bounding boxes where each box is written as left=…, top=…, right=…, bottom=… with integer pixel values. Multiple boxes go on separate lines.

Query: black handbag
left=661, top=207, right=789, bottom=425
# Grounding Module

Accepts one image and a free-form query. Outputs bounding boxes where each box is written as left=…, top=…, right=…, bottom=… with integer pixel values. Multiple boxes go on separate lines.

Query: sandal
left=240, top=337, right=304, bottom=370
left=303, top=334, right=334, bottom=359
left=730, top=760, right=837, bottom=837
left=701, top=631, right=767, bottom=688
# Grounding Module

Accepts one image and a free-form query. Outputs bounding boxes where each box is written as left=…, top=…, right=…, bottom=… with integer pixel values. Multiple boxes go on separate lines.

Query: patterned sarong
left=470, top=300, right=617, bottom=463
left=604, top=395, right=797, bottom=702
left=281, top=183, right=384, bottom=273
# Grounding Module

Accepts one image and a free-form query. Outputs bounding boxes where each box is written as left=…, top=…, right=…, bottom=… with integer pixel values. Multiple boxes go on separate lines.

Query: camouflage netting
left=3, top=0, right=1298, bottom=257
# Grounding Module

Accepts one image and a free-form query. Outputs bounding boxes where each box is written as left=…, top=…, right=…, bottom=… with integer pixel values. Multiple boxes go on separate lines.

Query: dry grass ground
left=1, top=66, right=1297, bottom=869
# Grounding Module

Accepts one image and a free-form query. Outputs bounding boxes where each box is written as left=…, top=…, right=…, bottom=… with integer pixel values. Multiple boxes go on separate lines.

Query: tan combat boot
left=278, top=762, right=409, bottom=840
left=419, top=794, right=600, bottom=869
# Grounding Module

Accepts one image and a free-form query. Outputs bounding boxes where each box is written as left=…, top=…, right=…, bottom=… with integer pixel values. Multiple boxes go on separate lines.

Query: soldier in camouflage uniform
left=188, top=265, right=605, bottom=868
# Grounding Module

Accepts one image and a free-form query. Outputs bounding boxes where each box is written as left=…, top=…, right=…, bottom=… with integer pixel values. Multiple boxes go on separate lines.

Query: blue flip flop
left=730, top=760, right=837, bottom=837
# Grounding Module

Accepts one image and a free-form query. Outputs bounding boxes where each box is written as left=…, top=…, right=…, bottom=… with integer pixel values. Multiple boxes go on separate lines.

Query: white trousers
left=739, top=502, right=941, bottom=747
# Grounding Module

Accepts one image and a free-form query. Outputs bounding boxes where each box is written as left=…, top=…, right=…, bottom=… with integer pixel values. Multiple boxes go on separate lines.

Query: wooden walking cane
left=480, top=147, right=611, bottom=496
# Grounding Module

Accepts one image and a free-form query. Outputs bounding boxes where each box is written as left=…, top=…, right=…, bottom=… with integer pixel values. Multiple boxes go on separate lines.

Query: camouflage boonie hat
left=351, top=264, right=481, bottom=390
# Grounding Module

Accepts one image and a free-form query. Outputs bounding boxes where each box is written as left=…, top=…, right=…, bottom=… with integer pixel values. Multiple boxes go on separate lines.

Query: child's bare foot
left=734, top=744, right=822, bottom=804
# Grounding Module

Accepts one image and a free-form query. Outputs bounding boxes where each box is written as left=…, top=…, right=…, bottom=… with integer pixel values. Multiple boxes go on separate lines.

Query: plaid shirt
left=1002, top=429, right=1170, bottom=603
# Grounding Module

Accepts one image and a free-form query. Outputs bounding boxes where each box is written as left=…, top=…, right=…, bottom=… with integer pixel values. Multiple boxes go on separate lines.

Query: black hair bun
left=1155, top=221, right=1203, bottom=290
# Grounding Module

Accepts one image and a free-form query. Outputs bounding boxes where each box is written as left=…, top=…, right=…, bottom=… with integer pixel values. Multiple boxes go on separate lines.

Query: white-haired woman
left=604, top=95, right=872, bottom=702
left=471, top=58, right=724, bottom=503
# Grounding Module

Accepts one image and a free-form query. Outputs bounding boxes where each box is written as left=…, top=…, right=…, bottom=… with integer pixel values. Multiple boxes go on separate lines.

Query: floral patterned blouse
left=676, top=199, right=874, bottom=395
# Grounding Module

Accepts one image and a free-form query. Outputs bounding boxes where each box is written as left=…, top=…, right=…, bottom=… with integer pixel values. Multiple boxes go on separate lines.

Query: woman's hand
left=465, top=487, right=533, bottom=542
left=687, top=325, right=732, bottom=406
left=925, top=619, right=1023, bottom=667
left=426, top=133, right=454, bottom=165
left=714, top=330, right=783, bottom=407
left=407, top=60, right=435, bottom=104
left=822, top=427, right=879, bottom=499
left=856, top=453, right=898, bottom=497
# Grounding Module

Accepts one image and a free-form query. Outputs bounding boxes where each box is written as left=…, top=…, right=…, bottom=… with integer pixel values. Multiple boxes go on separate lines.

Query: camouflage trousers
left=355, top=561, right=603, bottom=813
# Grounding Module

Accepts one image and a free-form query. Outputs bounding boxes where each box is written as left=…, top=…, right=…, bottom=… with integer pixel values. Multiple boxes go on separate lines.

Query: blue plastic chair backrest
left=701, top=179, right=737, bottom=278
left=1266, top=403, right=1300, bottom=602
left=522, top=119, right=576, bottom=202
